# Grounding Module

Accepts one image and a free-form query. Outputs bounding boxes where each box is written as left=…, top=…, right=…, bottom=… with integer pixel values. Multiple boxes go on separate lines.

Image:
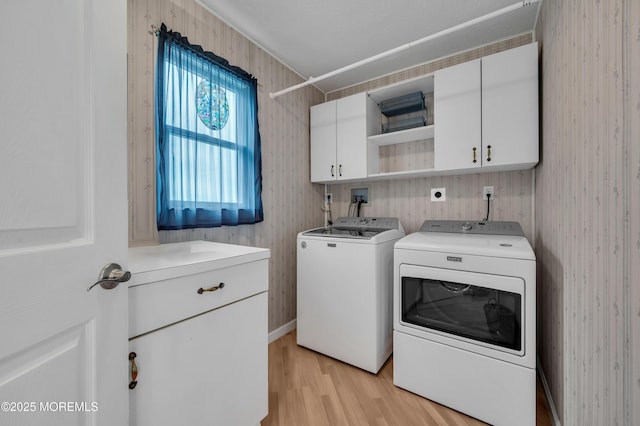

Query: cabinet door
left=482, top=43, right=539, bottom=168
left=310, top=100, right=337, bottom=182
left=336, top=92, right=368, bottom=180
left=434, top=59, right=481, bottom=171
left=129, top=292, right=268, bottom=426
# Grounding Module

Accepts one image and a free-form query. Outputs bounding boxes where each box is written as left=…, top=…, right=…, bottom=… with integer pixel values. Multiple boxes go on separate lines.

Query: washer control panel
left=419, top=220, right=524, bottom=236
left=332, top=217, right=401, bottom=231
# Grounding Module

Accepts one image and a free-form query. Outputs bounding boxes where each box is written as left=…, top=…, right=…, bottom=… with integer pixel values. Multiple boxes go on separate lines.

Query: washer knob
left=462, top=222, right=472, bottom=231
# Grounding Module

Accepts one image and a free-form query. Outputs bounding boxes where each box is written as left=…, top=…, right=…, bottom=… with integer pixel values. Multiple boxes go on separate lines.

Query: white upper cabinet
left=309, top=42, right=539, bottom=182
left=434, top=42, right=539, bottom=172
left=310, top=92, right=374, bottom=183
left=310, top=100, right=337, bottom=182
left=336, top=92, right=374, bottom=180
left=434, top=59, right=482, bottom=171
left=482, top=42, right=539, bottom=170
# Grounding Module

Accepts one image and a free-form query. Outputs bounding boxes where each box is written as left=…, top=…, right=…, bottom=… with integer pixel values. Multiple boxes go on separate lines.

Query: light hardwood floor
left=262, top=331, right=553, bottom=426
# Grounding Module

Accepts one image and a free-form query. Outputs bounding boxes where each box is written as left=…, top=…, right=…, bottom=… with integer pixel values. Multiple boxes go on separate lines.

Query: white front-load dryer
left=297, top=217, right=404, bottom=373
left=393, top=220, right=536, bottom=426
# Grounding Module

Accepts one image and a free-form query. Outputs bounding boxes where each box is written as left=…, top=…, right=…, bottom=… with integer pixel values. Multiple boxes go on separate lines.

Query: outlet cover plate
left=431, top=187, right=446, bottom=202
left=325, top=193, right=333, bottom=204
left=483, top=186, right=495, bottom=200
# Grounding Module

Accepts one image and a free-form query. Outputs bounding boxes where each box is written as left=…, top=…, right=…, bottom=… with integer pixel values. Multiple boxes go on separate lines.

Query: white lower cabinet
left=127, top=241, right=270, bottom=426
left=129, top=293, right=267, bottom=426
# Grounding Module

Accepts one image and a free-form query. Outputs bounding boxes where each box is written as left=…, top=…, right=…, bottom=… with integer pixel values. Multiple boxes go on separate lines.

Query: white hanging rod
left=269, top=0, right=539, bottom=99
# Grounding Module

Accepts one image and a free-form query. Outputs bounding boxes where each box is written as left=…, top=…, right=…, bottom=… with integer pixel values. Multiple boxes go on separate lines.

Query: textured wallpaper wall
left=535, top=0, right=640, bottom=424
left=128, top=8, right=640, bottom=420
left=127, top=0, right=325, bottom=332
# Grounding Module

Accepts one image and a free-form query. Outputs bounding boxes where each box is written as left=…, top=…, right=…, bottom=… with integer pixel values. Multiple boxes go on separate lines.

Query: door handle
left=87, top=263, right=131, bottom=291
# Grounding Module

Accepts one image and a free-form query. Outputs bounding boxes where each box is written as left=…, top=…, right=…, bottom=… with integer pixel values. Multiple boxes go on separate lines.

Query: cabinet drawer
left=129, top=259, right=268, bottom=338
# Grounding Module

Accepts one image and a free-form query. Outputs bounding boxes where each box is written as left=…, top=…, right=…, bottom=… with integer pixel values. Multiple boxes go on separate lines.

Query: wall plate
left=431, top=187, right=446, bottom=201
left=351, top=187, right=370, bottom=204
left=483, top=186, right=495, bottom=200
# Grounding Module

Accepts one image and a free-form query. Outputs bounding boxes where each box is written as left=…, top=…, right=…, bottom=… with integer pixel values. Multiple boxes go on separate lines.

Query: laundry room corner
left=126, top=0, right=326, bottom=335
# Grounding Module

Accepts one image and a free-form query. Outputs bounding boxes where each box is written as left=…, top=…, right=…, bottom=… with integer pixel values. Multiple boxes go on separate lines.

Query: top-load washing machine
left=393, top=220, right=536, bottom=426
left=297, top=217, right=405, bottom=373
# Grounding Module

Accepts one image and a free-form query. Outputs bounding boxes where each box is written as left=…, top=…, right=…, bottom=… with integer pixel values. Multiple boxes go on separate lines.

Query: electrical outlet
left=431, top=187, right=446, bottom=202
left=325, top=193, right=333, bottom=204
left=483, top=186, right=495, bottom=200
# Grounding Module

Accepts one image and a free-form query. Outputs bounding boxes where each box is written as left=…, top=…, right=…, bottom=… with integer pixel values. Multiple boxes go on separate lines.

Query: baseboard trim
left=537, top=356, right=562, bottom=426
left=268, top=319, right=296, bottom=343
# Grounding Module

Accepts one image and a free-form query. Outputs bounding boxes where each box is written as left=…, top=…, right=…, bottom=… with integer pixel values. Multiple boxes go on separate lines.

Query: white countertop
left=128, top=240, right=270, bottom=286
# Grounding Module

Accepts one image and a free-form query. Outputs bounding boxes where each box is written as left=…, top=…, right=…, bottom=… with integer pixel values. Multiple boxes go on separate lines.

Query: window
left=155, top=24, right=263, bottom=230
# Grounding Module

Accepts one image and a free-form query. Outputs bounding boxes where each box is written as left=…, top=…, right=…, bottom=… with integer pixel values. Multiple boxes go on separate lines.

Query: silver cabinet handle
left=87, top=263, right=131, bottom=291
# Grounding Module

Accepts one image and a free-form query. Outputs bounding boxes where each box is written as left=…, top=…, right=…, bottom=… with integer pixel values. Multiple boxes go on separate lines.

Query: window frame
left=155, top=23, right=263, bottom=230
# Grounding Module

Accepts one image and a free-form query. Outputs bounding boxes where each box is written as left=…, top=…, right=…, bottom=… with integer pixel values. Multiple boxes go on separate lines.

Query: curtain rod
left=269, top=0, right=539, bottom=99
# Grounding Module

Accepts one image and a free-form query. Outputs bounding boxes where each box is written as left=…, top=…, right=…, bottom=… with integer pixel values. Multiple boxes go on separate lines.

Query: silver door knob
left=87, top=263, right=131, bottom=291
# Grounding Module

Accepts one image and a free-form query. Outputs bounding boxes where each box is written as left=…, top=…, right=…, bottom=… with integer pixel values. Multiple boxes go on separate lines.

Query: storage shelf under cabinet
left=368, top=125, right=434, bottom=146
left=366, top=75, right=435, bottom=177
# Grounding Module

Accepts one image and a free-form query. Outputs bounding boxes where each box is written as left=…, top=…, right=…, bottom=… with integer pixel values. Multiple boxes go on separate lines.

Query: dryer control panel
left=419, top=220, right=524, bottom=236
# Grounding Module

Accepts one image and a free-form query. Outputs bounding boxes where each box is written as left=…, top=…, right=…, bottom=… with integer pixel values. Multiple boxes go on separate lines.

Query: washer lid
left=301, top=217, right=404, bottom=240
left=301, top=227, right=382, bottom=239
left=395, top=231, right=535, bottom=261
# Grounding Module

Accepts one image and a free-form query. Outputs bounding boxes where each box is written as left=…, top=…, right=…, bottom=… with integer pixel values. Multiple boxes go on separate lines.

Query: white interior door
left=0, top=1, right=128, bottom=425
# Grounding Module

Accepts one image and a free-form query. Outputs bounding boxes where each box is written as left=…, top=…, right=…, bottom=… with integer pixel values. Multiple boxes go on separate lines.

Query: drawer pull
left=129, top=352, right=138, bottom=389
left=197, top=282, right=225, bottom=294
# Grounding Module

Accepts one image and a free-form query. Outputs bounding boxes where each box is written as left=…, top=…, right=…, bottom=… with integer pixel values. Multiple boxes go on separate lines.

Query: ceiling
left=195, top=0, right=541, bottom=94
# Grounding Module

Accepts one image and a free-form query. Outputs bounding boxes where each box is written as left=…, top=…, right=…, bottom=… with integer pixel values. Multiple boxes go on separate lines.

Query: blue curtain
left=156, top=24, right=263, bottom=230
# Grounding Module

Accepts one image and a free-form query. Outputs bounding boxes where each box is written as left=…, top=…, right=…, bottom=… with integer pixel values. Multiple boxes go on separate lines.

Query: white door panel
left=336, top=92, right=368, bottom=180
left=434, top=59, right=482, bottom=171
left=310, top=101, right=337, bottom=182
left=0, top=1, right=128, bottom=425
left=482, top=43, right=539, bottom=167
